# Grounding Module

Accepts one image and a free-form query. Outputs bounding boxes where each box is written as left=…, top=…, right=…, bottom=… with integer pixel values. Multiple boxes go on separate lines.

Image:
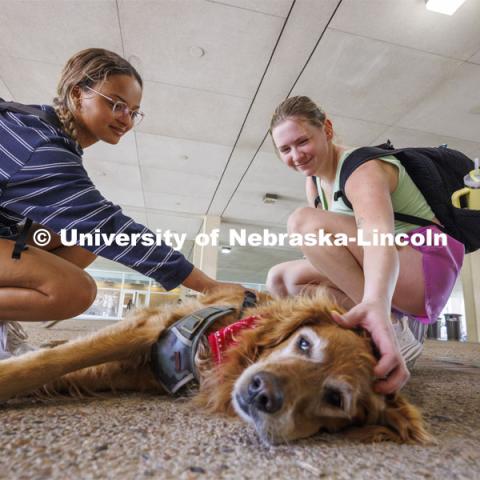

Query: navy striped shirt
left=0, top=105, right=194, bottom=290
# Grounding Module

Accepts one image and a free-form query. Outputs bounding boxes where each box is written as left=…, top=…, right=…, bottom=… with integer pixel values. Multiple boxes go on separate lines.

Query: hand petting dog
left=331, top=301, right=410, bottom=394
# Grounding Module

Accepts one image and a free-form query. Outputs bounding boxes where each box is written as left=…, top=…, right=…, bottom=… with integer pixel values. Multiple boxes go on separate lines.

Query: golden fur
left=0, top=287, right=432, bottom=445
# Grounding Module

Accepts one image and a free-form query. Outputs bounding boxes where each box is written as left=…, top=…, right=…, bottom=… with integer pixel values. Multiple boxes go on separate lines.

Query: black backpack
left=0, top=98, right=62, bottom=129
left=313, top=141, right=480, bottom=254
left=0, top=98, right=63, bottom=259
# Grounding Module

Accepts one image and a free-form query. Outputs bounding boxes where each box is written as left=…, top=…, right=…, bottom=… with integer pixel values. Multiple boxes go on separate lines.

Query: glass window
left=83, top=288, right=120, bottom=319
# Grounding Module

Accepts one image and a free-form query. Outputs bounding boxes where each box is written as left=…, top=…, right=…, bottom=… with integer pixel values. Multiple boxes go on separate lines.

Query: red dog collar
left=208, top=315, right=258, bottom=364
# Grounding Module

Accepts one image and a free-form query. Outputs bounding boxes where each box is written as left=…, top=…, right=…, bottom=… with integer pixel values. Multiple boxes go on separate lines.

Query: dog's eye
left=297, top=336, right=311, bottom=352
left=324, top=387, right=343, bottom=409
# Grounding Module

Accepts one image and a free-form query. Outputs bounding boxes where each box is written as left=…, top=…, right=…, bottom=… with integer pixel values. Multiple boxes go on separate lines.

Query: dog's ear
left=380, top=394, right=434, bottom=444
left=346, top=394, right=434, bottom=444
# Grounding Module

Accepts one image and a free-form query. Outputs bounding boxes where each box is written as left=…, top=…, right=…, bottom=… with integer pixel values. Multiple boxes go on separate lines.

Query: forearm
left=181, top=267, right=219, bottom=293
left=362, top=244, right=399, bottom=305
left=182, top=267, right=246, bottom=294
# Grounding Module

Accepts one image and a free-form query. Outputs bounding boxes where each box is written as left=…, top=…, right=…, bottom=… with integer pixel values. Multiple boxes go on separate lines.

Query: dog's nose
left=247, top=372, right=284, bottom=414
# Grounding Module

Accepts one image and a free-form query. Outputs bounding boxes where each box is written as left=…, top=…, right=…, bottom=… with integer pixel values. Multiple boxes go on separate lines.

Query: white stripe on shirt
left=64, top=203, right=111, bottom=230
left=1, top=184, right=59, bottom=207
left=0, top=118, right=35, bottom=152
left=0, top=143, right=24, bottom=166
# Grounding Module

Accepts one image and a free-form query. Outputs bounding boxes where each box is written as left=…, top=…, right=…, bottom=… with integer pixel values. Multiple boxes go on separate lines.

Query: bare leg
left=0, top=239, right=97, bottom=321
left=25, top=224, right=97, bottom=269
left=287, top=207, right=427, bottom=316
left=266, top=259, right=355, bottom=309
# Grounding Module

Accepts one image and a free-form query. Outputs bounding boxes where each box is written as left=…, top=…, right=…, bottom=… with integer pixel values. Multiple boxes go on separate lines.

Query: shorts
left=404, top=225, right=464, bottom=325
left=0, top=225, right=19, bottom=240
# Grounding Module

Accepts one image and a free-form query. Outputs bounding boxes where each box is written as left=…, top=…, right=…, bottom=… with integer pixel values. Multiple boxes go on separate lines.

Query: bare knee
left=48, top=270, right=97, bottom=320
left=287, top=206, right=324, bottom=235
left=266, top=264, right=288, bottom=297
left=79, top=271, right=97, bottom=310
left=67, top=271, right=97, bottom=317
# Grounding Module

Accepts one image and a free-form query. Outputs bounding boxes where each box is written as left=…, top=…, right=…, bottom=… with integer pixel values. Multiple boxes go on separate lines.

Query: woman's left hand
left=331, top=301, right=410, bottom=394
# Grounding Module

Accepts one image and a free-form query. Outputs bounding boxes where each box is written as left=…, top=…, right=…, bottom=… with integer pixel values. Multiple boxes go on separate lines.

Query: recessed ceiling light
left=189, top=46, right=205, bottom=58
left=263, top=193, right=279, bottom=204
left=425, top=0, right=466, bottom=15
left=221, top=246, right=232, bottom=254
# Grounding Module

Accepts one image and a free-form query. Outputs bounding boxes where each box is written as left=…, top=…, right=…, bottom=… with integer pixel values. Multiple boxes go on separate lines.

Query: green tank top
left=316, top=148, right=435, bottom=234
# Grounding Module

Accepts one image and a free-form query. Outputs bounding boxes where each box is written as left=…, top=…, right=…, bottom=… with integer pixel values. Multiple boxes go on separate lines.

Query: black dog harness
left=150, top=291, right=257, bottom=394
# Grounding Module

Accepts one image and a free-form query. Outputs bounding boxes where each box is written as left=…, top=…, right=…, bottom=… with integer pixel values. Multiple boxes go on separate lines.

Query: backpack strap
left=0, top=99, right=62, bottom=130
left=11, top=218, right=33, bottom=260
left=334, top=141, right=438, bottom=228
left=311, top=176, right=321, bottom=208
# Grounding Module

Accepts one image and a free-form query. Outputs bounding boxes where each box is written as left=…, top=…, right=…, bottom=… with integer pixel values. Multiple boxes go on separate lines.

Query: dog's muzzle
left=236, top=371, right=284, bottom=416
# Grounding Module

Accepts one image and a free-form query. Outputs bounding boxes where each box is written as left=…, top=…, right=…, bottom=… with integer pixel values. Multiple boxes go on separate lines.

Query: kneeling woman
left=0, top=48, right=234, bottom=359
left=266, top=96, right=464, bottom=394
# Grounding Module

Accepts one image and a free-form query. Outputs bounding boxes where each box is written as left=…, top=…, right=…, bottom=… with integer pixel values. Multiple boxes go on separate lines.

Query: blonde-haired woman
left=0, top=48, right=231, bottom=359
left=267, top=96, right=464, bottom=394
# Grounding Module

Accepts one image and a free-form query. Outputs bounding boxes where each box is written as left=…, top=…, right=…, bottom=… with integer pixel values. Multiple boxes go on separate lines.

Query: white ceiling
left=1, top=0, right=480, bottom=284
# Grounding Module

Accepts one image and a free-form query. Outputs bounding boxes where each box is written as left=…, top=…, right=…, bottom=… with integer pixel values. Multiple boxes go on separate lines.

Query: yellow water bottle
left=452, top=158, right=480, bottom=210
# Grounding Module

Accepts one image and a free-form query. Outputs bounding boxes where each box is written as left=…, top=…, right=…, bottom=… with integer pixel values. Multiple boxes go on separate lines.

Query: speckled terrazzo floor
left=1, top=320, right=479, bottom=480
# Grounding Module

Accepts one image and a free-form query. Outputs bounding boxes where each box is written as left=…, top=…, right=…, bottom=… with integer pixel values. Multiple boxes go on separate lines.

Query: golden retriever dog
left=0, top=288, right=432, bottom=445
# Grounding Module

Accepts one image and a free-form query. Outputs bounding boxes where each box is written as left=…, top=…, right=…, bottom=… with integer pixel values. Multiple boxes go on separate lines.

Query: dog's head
left=196, top=291, right=432, bottom=445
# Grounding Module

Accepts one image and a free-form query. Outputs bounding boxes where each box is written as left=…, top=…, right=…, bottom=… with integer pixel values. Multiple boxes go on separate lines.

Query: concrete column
left=192, top=215, right=220, bottom=280
left=461, top=250, right=480, bottom=343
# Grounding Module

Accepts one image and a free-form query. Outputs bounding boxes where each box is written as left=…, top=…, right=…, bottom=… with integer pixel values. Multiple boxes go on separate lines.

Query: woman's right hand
left=331, top=301, right=410, bottom=394
left=182, top=267, right=245, bottom=294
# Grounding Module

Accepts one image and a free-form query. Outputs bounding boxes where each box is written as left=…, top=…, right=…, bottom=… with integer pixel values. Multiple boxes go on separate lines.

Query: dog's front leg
left=0, top=309, right=166, bottom=401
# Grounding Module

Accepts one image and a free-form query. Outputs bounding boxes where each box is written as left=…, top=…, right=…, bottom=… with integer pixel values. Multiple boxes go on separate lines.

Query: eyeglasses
left=85, top=86, right=145, bottom=126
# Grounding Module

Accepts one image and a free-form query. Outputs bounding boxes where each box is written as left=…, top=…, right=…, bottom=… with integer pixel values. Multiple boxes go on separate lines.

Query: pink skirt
left=402, top=225, right=464, bottom=325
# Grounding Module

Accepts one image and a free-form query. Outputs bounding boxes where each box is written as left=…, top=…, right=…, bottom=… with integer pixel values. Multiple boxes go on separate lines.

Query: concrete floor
left=1, top=320, right=479, bottom=480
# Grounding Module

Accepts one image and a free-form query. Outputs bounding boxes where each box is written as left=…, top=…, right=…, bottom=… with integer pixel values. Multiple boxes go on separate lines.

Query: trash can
left=444, top=313, right=461, bottom=341
left=427, top=319, right=440, bottom=340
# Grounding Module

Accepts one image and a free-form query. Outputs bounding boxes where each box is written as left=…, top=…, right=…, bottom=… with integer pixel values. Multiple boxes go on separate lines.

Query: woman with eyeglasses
left=0, top=48, right=234, bottom=359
